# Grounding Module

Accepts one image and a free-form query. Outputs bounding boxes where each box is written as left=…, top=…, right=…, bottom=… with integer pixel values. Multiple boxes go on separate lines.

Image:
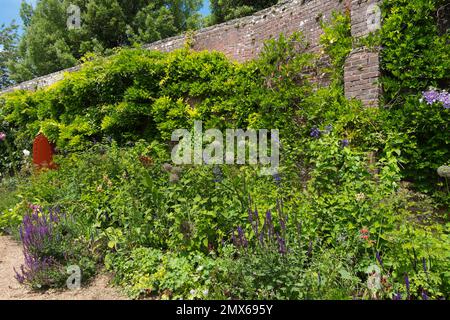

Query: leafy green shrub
left=105, top=247, right=216, bottom=299
left=378, top=0, right=450, bottom=201
left=14, top=206, right=97, bottom=290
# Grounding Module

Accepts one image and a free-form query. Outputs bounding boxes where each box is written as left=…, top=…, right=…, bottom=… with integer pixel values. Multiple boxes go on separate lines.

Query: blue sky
left=0, top=0, right=211, bottom=27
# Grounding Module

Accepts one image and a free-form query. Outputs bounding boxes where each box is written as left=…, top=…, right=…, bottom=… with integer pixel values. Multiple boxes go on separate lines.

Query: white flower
left=203, top=289, right=209, bottom=296
left=23, top=149, right=31, bottom=157
left=190, top=289, right=196, bottom=296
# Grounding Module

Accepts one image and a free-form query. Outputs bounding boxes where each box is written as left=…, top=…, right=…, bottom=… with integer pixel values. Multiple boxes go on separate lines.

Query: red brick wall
left=146, top=0, right=347, bottom=61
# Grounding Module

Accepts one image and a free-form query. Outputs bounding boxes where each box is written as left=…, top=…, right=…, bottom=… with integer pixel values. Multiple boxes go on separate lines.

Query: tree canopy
left=8, top=0, right=203, bottom=83
left=0, top=22, right=19, bottom=89
left=209, top=0, right=278, bottom=24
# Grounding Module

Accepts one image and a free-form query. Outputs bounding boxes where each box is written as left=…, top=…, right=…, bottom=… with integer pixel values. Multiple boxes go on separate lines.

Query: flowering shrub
left=14, top=205, right=65, bottom=288
left=14, top=205, right=97, bottom=289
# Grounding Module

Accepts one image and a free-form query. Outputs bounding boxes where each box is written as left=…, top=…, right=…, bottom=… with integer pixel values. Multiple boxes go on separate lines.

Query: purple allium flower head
left=341, top=139, right=350, bottom=147
left=0, top=132, right=6, bottom=141
left=310, top=126, right=321, bottom=139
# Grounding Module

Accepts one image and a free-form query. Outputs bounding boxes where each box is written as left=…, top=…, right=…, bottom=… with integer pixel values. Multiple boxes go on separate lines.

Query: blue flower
left=423, top=90, right=440, bottom=105
left=341, top=139, right=349, bottom=147
left=277, top=233, right=287, bottom=255
left=393, top=293, right=402, bottom=300
left=423, top=89, right=450, bottom=109
left=422, top=257, right=428, bottom=273
left=438, top=91, right=450, bottom=109
left=310, top=126, right=321, bottom=139
left=404, top=273, right=410, bottom=299
left=273, top=173, right=281, bottom=185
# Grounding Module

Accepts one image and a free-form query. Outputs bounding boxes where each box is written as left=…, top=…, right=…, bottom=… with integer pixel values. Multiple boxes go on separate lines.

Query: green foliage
left=105, top=248, right=215, bottom=299
left=209, top=0, right=278, bottom=24
left=1, top=32, right=314, bottom=152
left=382, top=95, right=449, bottom=201
left=379, top=0, right=450, bottom=199
left=0, top=22, right=19, bottom=89
left=381, top=0, right=450, bottom=100
left=8, top=0, right=204, bottom=82
left=0, top=178, right=23, bottom=232
left=319, top=11, right=352, bottom=84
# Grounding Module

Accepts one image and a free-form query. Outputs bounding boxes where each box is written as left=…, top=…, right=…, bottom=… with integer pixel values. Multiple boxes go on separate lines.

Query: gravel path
left=0, top=235, right=127, bottom=300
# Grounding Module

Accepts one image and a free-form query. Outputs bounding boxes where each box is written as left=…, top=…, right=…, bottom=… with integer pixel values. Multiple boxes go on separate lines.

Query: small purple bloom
left=376, top=252, right=383, bottom=267
left=276, top=232, right=287, bottom=255
left=237, top=226, right=248, bottom=248
left=273, top=173, right=281, bottom=185
left=423, top=89, right=450, bottom=109
left=405, top=273, right=410, bottom=300
left=265, top=210, right=274, bottom=239
left=423, top=90, right=440, bottom=105
left=393, top=293, right=402, bottom=300
left=253, top=207, right=259, bottom=236
left=0, top=132, right=6, bottom=141
left=421, top=290, right=429, bottom=300
left=310, top=126, right=321, bottom=139
left=341, top=139, right=349, bottom=147
left=438, top=91, right=450, bottom=109
left=259, top=231, right=264, bottom=245
left=231, top=231, right=236, bottom=245
left=280, top=217, right=286, bottom=232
